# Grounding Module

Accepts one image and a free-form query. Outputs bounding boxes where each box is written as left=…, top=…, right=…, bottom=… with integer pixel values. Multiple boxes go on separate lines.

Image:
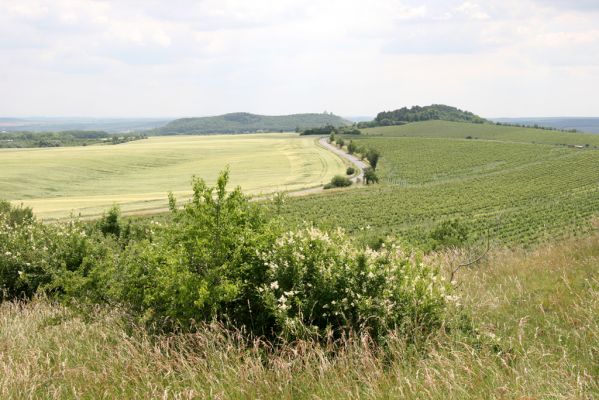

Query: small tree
left=366, top=149, right=380, bottom=170
left=329, top=132, right=335, bottom=143
left=99, top=205, right=121, bottom=237
left=347, top=140, right=357, bottom=154
left=335, top=138, right=345, bottom=148
left=346, top=167, right=355, bottom=175
left=364, top=168, right=379, bottom=184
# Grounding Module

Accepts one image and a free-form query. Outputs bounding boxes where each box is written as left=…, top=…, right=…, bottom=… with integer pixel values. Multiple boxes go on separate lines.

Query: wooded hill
left=359, top=104, right=487, bottom=127
left=152, top=112, right=350, bottom=135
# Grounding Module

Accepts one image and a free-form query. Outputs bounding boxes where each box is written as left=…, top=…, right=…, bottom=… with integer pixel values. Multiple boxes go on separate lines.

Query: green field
left=281, top=122, right=599, bottom=247
left=364, top=120, right=599, bottom=147
left=0, top=134, right=346, bottom=219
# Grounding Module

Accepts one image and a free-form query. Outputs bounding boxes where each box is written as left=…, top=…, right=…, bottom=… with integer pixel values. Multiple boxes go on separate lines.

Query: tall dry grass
left=1, top=235, right=597, bottom=399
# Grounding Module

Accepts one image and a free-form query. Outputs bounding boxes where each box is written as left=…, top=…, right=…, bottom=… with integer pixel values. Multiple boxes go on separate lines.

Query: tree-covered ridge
left=154, top=112, right=351, bottom=135
left=360, top=104, right=487, bottom=127
left=0, top=130, right=147, bottom=148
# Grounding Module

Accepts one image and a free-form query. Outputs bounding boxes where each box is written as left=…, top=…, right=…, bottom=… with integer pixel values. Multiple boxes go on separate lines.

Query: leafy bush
left=0, top=203, right=96, bottom=301
left=364, top=168, right=379, bottom=184
left=324, top=175, right=352, bottom=189
left=258, top=227, right=450, bottom=340
left=430, top=219, right=471, bottom=250
left=346, top=167, right=355, bottom=175
left=366, top=149, right=381, bottom=170
left=0, top=172, right=452, bottom=343
left=98, top=205, right=121, bottom=237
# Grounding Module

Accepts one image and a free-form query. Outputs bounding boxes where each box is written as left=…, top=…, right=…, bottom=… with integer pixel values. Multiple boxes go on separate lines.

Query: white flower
left=4, top=251, right=11, bottom=256
left=270, top=281, right=279, bottom=290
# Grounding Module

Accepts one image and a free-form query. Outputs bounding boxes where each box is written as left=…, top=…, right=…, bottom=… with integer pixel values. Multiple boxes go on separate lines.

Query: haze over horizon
left=1, top=0, right=598, bottom=118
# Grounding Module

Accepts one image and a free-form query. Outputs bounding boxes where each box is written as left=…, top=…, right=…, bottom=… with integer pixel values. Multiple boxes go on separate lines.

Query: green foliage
left=324, top=175, right=352, bottom=189
left=365, top=148, right=380, bottom=170
left=429, top=219, right=471, bottom=250
left=372, top=104, right=487, bottom=126
left=301, top=125, right=337, bottom=136
left=0, top=201, right=33, bottom=227
left=98, top=205, right=121, bottom=237
left=347, top=140, right=357, bottom=154
left=363, top=168, right=379, bottom=184
left=0, top=171, right=451, bottom=342
left=0, top=203, right=96, bottom=301
left=0, top=130, right=146, bottom=148
left=301, top=125, right=361, bottom=136
left=258, top=227, right=449, bottom=340
left=346, top=167, right=355, bottom=175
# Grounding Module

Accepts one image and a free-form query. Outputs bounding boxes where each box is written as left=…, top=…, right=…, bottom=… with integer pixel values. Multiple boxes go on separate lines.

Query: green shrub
left=0, top=203, right=95, bottom=301
left=346, top=167, right=355, bottom=175
left=364, top=168, right=379, bottom=184
left=0, top=173, right=452, bottom=343
left=430, top=219, right=471, bottom=250
left=258, top=227, right=450, bottom=341
left=324, top=175, right=352, bottom=189
left=98, top=205, right=121, bottom=237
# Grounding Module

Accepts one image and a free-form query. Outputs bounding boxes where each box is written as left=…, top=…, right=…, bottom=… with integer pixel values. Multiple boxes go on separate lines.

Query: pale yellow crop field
left=0, top=134, right=345, bottom=219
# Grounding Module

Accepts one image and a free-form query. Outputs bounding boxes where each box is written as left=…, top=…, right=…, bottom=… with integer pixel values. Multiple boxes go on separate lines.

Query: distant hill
left=491, top=117, right=599, bottom=134
left=0, top=117, right=170, bottom=133
left=359, top=104, right=487, bottom=128
left=153, top=112, right=351, bottom=135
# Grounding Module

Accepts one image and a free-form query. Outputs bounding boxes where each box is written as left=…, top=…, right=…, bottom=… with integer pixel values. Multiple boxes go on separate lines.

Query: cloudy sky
left=1, top=0, right=598, bottom=118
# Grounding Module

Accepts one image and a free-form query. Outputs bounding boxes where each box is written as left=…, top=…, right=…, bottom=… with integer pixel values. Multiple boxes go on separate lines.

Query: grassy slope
left=1, top=234, right=596, bottom=399
left=281, top=122, right=599, bottom=247
left=0, top=134, right=346, bottom=219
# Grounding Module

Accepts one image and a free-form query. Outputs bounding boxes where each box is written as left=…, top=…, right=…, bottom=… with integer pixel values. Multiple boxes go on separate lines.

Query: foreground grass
left=1, top=235, right=597, bottom=399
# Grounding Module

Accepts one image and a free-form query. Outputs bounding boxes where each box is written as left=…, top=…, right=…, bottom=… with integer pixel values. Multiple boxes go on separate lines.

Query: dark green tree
left=364, top=168, right=379, bottom=184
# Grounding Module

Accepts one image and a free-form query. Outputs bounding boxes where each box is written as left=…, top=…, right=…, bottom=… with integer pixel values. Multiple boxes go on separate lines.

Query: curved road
left=318, top=137, right=368, bottom=183
left=94, top=136, right=368, bottom=218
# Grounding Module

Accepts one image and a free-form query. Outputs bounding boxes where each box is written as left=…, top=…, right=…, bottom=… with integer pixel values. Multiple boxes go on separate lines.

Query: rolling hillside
left=281, top=120, right=599, bottom=248
left=153, top=112, right=351, bottom=135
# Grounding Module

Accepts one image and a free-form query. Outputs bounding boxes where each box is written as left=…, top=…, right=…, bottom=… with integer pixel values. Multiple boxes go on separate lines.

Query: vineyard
left=364, top=120, right=599, bottom=147
left=281, top=122, right=599, bottom=248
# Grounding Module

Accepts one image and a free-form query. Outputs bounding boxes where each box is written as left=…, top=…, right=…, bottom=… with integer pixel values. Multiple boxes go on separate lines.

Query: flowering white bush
left=258, top=227, right=450, bottom=340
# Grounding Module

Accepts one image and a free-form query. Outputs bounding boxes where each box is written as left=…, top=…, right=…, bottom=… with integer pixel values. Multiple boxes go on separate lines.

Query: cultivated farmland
left=281, top=121, right=599, bottom=248
left=0, top=134, right=346, bottom=219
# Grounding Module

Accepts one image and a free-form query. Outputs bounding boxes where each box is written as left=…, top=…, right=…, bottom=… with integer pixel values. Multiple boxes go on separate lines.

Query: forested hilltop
left=152, top=112, right=350, bottom=134
left=359, top=104, right=487, bottom=127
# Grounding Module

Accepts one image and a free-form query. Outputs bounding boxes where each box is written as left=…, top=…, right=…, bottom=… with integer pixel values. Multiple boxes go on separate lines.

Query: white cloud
left=0, top=0, right=598, bottom=117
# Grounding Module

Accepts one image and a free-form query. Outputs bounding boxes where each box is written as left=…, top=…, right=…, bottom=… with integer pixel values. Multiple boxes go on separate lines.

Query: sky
left=1, top=0, right=598, bottom=118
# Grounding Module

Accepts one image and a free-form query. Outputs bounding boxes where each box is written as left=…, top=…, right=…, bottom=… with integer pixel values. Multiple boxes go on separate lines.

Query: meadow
left=0, top=134, right=346, bottom=219
left=281, top=122, right=599, bottom=248
left=2, top=233, right=596, bottom=399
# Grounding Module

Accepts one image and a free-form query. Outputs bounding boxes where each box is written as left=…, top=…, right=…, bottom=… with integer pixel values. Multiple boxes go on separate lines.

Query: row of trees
left=301, top=125, right=361, bottom=136
left=329, top=134, right=380, bottom=185
left=0, top=130, right=147, bottom=148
